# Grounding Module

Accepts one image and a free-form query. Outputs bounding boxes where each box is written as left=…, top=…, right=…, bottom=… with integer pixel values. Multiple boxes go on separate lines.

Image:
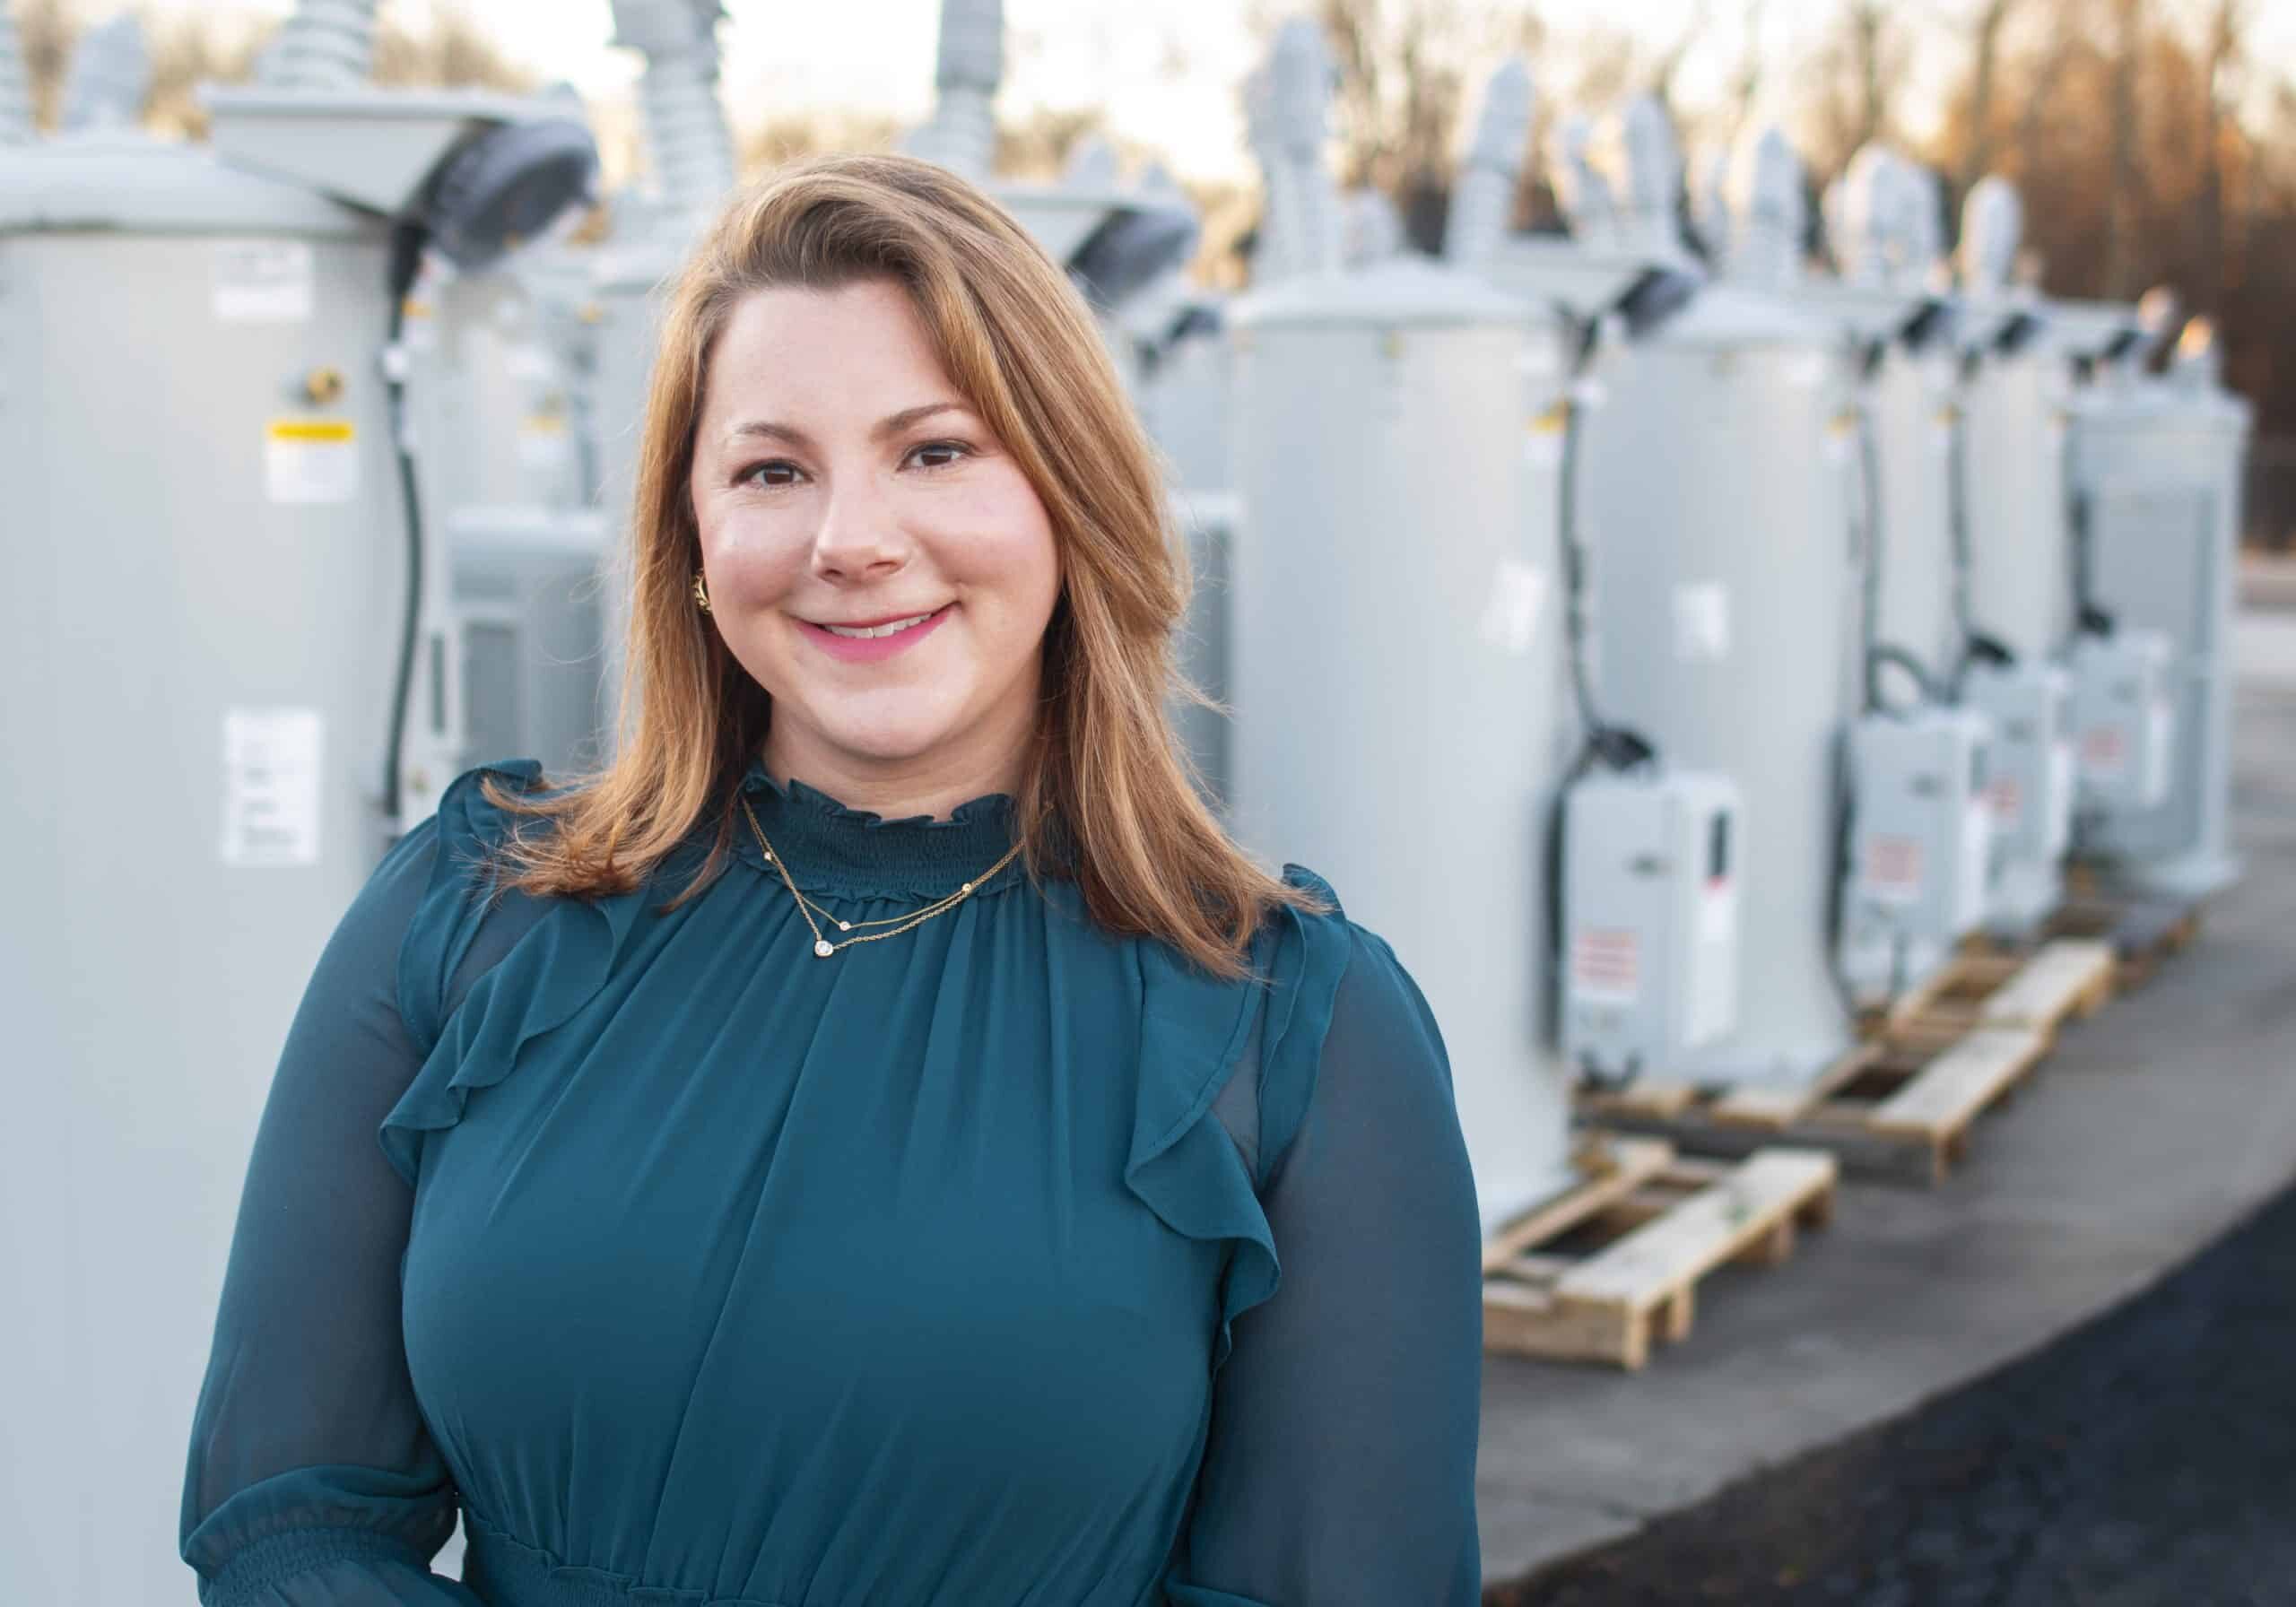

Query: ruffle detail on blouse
left=1123, top=864, right=1353, bottom=1373
left=180, top=1463, right=458, bottom=1600
left=379, top=760, right=650, bottom=1189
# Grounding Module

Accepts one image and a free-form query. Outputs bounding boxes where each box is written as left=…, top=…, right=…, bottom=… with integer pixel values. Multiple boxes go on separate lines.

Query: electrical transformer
left=2067, top=324, right=2253, bottom=899
left=1563, top=772, right=1743, bottom=1083
left=1228, top=256, right=1580, bottom=1230
left=0, top=135, right=404, bottom=1607
left=1570, top=125, right=1860, bottom=1090
left=1839, top=708, right=1994, bottom=995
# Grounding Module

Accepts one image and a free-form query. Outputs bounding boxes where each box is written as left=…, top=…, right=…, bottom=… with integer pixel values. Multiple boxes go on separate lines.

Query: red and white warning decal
left=1987, top=774, right=2022, bottom=829
left=1570, top=927, right=1640, bottom=1006
left=2082, top=722, right=2129, bottom=780
left=1864, top=835, right=1925, bottom=905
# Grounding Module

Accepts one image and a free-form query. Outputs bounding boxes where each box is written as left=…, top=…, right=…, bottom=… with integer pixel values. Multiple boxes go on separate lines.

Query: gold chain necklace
left=739, top=792, right=1027, bottom=959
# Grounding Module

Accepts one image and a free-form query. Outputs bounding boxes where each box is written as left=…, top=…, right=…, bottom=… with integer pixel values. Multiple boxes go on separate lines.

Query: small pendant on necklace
left=813, top=940, right=834, bottom=959
left=837, top=920, right=851, bottom=931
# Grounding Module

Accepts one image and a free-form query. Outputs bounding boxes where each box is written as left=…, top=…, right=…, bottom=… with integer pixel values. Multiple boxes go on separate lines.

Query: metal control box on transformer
left=2067, top=630, right=2177, bottom=819
left=1563, top=772, right=1742, bottom=1085
left=1839, top=708, right=1994, bottom=995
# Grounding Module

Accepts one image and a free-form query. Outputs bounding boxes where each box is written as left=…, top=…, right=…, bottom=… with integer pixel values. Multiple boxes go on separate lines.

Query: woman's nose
left=808, top=481, right=911, bottom=583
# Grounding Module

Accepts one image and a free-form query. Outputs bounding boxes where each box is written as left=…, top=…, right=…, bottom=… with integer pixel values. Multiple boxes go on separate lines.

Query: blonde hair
left=487, top=152, right=1316, bottom=977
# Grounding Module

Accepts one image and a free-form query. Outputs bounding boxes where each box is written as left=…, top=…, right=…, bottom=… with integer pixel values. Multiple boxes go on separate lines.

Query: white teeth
left=822, top=610, right=936, bottom=639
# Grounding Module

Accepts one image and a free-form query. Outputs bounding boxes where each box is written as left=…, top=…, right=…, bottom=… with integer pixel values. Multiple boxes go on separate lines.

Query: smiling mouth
left=815, top=607, right=947, bottom=639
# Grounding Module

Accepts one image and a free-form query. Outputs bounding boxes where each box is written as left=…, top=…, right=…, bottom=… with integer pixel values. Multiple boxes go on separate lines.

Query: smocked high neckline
left=731, top=760, right=1023, bottom=899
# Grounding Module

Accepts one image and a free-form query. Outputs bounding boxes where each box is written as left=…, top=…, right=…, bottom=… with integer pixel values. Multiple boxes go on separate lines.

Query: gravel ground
left=1484, top=1170, right=2296, bottom=1606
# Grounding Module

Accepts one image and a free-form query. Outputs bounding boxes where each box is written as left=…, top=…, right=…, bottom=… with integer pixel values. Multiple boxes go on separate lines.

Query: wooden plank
left=1865, top=1028, right=2048, bottom=1139
left=1709, top=1043, right=1881, bottom=1130
left=1979, top=940, right=2116, bottom=1031
left=1483, top=1281, right=1646, bottom=1368
left=1479, top=1137, right=1674, bottom=1275
left=1552, top=1149, right=1839, bottom=1314
left=1578, top=1080, right=1700, bottom=1119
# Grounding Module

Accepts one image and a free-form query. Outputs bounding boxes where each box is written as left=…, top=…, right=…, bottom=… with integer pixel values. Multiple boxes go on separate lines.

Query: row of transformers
left=1196, top=22, right=2248, bottom=1229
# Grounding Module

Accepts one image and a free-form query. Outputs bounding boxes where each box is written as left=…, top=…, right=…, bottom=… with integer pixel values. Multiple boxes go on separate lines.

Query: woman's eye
left=742, top=460, right=804, bottom=490
left=908, top=440, right=970, bottom=471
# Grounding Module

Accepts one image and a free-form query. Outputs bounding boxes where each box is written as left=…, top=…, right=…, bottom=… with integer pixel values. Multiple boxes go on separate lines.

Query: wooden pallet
left=1879, top=937, right=2118, bottom=1053
left=1577, top=1023, right=2058, bottom=1185
left=1980, top=896, right=2203, bottom=992
left=1482, top=1136, right=1839, bottom=1369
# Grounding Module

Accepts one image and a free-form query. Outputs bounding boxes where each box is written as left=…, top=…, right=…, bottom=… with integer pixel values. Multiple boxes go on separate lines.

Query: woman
left=181, top=153, right=1484, bottom=1607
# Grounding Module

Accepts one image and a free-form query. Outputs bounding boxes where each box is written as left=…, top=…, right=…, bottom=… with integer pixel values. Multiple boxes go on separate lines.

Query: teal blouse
left=181, top=760, right=1483, bottom=1606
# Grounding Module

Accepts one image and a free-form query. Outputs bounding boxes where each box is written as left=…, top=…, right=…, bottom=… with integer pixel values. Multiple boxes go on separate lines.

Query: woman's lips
left=796, top=604, right=952, bottom=665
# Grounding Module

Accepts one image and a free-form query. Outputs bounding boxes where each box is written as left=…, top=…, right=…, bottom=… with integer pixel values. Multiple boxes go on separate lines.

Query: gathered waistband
left=463, top=1516, right=799, bottom=1607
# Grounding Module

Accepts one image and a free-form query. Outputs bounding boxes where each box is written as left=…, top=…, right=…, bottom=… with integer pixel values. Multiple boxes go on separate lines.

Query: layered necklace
left=738, top=792, right=1027, bottom=960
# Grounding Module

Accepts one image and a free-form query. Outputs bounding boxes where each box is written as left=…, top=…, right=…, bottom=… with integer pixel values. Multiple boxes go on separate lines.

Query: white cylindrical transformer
left=1576, top=288, right=1860, bottom=1088
left=1228, top=258, right=1578, bottom=1229
left=1959, top=334, right=2075, bottom=662
left=1869, top=345, right=1963, bottom=682
left=0, top=137, right=399, bottom=1606
left=2069, top=334, right=2253, bottom=899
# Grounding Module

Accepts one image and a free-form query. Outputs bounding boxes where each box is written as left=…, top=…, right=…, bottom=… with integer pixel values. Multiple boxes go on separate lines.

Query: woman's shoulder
left=1265, top=864, right=1448, bottom=1074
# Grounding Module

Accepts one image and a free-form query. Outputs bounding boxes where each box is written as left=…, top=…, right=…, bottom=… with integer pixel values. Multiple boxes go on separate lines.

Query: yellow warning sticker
left=265, top=418, right=360, bottom=504
left=267, top=419, right=356, bottom=444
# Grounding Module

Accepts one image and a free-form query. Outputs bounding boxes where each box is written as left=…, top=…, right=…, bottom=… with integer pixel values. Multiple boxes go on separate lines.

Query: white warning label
left=1673, top=581, right=1732, bottom=663
left=213, top=240, right=315, bottom=325
left=1477, top=558, right=1548, bottom=656
left=1987, top=773, right=2022, bottom=830
left=1864, top=834, right=1925, bottom=906
left=265, top=419, right=360, bottom=506
left=222, top=708, right=323, bottom=868
left=1570, top=927, right=1641, bottom=1007
left=2082, top=720, right=2129, bottom=780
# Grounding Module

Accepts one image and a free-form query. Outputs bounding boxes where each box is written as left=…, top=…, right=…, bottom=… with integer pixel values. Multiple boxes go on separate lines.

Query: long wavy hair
left=485, top=152, right=1315, bottom=977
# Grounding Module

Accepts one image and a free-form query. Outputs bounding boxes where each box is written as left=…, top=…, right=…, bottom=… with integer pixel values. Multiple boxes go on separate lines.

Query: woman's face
left=689, top=278, right=1062, bottom=793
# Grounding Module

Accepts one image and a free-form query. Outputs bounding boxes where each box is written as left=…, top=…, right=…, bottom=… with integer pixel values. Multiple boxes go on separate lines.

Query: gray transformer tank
left=1575, top=285, right=1860, bottom=1087
left=1227, top=257, right=1578, bottom=1230
left=0, top=135, right=400, bottom=1605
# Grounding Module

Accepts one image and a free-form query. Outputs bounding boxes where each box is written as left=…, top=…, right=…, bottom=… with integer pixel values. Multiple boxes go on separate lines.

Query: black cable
left=1851, top=343, right=1893, bottom=716
left=379, top=221, right=430, bottom=832
left=1544, top=305, right=1659, bottom=1075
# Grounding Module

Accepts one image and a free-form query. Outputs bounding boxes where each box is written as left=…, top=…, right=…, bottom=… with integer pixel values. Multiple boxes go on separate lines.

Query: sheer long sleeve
left=179, top=809, right=539, bottom=1606
left=1168, top=927, right=1485, bottom=1606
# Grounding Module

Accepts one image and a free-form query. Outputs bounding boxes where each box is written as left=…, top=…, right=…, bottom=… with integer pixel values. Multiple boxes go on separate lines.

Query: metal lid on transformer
left=1232, top=252, right=1525, bottom=330
left=0, top=10, right=370, bottom=237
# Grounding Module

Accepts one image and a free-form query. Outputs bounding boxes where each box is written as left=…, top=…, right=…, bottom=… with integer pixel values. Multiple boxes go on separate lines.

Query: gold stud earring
left=692, top=569, right=713, bottom=614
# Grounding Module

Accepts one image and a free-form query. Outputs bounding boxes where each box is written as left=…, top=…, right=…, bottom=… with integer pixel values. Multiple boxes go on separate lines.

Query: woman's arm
left=180, top=819, right=487, bottom=1605
left=1169, top=928, right=1485, bottom=1605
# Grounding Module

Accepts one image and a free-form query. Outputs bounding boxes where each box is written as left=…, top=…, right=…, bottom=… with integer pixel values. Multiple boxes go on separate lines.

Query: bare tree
left=1956, top=0, right=2019, bottom=199
left=2192, top=0, right=2244, bottom=313
left=2103, top=0, right=2144, bottom=296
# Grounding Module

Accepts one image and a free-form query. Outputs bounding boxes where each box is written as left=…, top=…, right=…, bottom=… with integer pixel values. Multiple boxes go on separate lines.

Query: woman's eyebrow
left=722, top=401, right=970, bottom=452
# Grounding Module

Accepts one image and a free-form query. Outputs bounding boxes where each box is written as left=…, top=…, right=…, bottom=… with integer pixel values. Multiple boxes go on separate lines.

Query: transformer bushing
left=907, top=0, right=1001, bottom=178
left=255, top=0, right=379, bottom=91
left=613, top=0, right=738, bottom=222
left=59, top=14, right=150, bottom=133
left=0, top=4, right=30, bottom=144
left=1444, top=57, right=1531, bottom=277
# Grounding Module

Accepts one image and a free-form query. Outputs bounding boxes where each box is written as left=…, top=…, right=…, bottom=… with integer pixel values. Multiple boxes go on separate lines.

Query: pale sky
left=111, top=0, right=2296, bottom=187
